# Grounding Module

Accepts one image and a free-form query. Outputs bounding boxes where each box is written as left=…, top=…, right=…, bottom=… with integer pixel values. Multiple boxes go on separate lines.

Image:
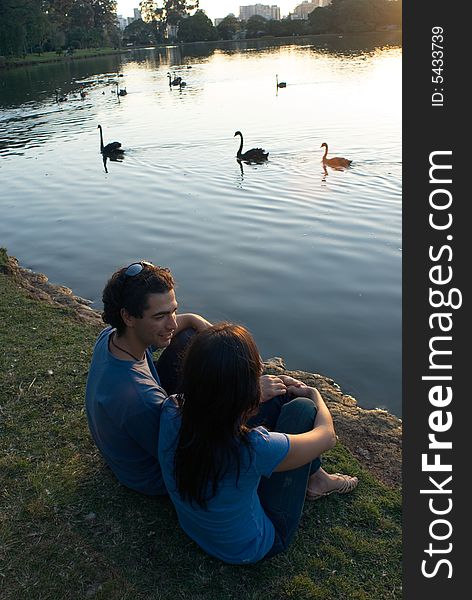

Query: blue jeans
left=256, top=397, right=321, bottom=559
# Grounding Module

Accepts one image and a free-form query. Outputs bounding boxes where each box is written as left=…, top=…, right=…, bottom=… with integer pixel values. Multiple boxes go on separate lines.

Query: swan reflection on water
left=237, top=158, right=244, bottom=179
left=102, top=152, right=124, bottom=173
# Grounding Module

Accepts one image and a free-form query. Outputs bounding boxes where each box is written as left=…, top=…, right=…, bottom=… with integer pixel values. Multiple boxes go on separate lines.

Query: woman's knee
left=282, top=396, right=317, bottom=417
left=277, top=397, right=317, bottom=434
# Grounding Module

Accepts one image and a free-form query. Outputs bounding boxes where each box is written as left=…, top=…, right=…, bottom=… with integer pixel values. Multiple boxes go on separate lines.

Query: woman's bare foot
left=306, top=467, right=358, bottom=501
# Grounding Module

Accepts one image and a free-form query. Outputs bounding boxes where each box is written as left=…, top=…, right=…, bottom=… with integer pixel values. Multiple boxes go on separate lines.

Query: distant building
left=239, top=4, right=281, bottom=21
left=215, top=14, right=236, bottom=27
left=166, top=23, right=179, bottom=41
left=214, top=13, right=234, bottom=27
left=116, top=7, right=142, bottom=30
left=116, top=15, right=128, bottom=30
left=292, top=1, right=321, bottom=20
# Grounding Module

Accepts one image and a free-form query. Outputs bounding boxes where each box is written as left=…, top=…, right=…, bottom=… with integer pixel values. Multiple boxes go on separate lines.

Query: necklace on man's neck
left=111, top=333, right=144, bottom=362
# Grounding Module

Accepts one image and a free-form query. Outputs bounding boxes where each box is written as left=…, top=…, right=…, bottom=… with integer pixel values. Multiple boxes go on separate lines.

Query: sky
left=116, top=1, right=299, bottom=22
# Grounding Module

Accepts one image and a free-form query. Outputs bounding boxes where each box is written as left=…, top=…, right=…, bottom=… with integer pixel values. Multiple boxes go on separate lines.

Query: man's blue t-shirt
left=158, top=397, right=290, bottom=564
left=85, top=327, right=167, bottom=495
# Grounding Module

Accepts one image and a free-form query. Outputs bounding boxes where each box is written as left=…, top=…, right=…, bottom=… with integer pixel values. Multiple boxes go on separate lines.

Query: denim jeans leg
left=258, top=397, right=320, bottom=558
left=154, top=328, right=196, bottom=395
left=247, top=393, right=292, bottom=430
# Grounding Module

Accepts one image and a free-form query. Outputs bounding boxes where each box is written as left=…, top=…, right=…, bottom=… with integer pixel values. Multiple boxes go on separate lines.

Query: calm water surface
left=0, top=34, right=402, bottom=415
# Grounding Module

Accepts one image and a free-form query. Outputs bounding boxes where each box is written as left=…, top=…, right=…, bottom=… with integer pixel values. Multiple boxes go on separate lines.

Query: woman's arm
left=273, top=387, right=336, bottom=472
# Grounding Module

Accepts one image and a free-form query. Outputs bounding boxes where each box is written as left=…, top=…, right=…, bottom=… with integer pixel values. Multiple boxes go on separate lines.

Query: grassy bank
left=0, top=254, right=401, bottom=599
left=1, top=48, right=129, bottom=70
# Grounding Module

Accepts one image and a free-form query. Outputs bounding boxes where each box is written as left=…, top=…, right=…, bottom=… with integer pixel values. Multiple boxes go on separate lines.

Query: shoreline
left=0, top=30, right=401, bottom=71
left=1, top=251, right=402, bottom=488
left=0, top=48, right=130, bottom=70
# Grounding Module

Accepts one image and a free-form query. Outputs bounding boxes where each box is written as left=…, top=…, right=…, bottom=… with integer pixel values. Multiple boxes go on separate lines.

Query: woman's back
left=158, top=397, right=289, bottom=564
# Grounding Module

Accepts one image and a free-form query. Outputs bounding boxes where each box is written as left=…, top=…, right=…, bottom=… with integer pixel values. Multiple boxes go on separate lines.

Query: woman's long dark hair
left=174, top=323, right=262, bottom=508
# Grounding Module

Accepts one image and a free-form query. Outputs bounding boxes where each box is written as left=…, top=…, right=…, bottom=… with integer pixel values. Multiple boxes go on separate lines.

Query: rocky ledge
left=1, top=253, right=402, bottom=488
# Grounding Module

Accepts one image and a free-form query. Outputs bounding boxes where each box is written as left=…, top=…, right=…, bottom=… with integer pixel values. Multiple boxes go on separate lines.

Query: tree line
left=0, top=0, right=120, bottom=56
left=216, top=0, right=401, bottom=41
left=0, top=0, right=401, bottom=58
left=0, top=0, right=199, bottom=56
left=127, top=0, right=400, bottom=45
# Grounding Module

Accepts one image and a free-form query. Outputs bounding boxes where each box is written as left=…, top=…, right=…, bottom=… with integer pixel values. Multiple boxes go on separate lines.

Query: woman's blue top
left=158, top=397, right=290, bottom=564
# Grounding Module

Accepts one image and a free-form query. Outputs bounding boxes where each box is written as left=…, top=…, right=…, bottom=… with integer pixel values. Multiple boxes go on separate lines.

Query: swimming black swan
left=167, top=73, right=182, bottom=87
left=115, top=82, right=127, bottom=96
left=97, top=125, right=124, bottom=155
left=55, top=90, right=67, bottom=102
left=234, top=131, right=268, bottom=162
left=179, top=80, right=187, bottom=89
left=276, top=75, right=286, bottom=88
left=320, top=143, right=352, bottom=168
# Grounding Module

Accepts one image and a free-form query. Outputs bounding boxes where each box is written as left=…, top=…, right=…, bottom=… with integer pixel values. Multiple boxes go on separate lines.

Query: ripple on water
left=0, top=39, right=402, bottom=415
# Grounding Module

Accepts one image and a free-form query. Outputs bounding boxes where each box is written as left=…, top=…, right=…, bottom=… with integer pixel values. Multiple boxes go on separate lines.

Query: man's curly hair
left=102, top=262, right=175, bottom=334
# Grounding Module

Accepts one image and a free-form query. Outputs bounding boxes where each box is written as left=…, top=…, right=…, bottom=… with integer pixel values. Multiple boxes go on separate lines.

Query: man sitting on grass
left=85, top=261, right=211, bottom=496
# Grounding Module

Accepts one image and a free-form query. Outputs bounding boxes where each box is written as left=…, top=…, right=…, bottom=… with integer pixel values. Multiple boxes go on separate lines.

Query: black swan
left=55, top=89, right=67, bottom=102
left=234, top=131, right=268, bottom=162
left=97, top=125, right=124, bottom=155
left=276, top=75, right=286, bottom=88
left=116, top=82, right=127, bottom=96
left=320, top=143, right=352, bottom=168
left=167, top=73, right=182, bottom=87
left=179, top=80, right=187, bottom=89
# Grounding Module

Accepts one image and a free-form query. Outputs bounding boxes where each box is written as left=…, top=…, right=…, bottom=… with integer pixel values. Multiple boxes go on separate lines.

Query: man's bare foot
left=306, top=467, right=358, bottom=501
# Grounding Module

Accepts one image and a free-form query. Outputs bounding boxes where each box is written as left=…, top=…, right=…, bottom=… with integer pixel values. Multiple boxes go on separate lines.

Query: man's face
left=133, top=289, right=178, bottom=349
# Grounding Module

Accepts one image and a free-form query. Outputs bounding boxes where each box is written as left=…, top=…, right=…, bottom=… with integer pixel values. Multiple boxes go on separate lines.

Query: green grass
left=2, top=48, right=128, bottom=68
left=0, top=266, right=401, bottom=599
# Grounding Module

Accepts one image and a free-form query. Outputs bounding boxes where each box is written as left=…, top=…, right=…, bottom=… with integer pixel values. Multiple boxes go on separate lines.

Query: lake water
left=0, top=33, right=402, bottom=416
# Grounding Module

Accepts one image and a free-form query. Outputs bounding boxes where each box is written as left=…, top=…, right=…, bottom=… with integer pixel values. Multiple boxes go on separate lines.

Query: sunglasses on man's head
left=124, top=261, right=154, bottom=277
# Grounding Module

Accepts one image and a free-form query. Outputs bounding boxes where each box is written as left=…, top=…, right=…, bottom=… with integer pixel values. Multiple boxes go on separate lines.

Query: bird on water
left=97, top=124, right=124, bottom=156
left=276, top=75, right=286, bottom=88
left=167, top=73, right=182, bottom=87
left=116, top=82, right=127, bottom=96
left=55, top=89, right=67, bottom=102
left=234, top=131, right=269, bottom=163
left=320, top=143, right=352, bottom=168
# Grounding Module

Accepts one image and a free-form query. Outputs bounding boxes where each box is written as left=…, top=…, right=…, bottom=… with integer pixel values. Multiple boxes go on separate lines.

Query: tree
left=307, top=6, right=333, bottom=34
left=245, top=15, right=268, bottom=38
left=139, top=1, right=199, bottom=36
left=308, top=0, right=401, bottom=35
left=216, top=14, right=240, bottom=40
left=123, top=18, right=157, bottom=45
left=0, top=0, right=50, bottom=55
left=70, top=1, right=95, bottom=30
left=266, top=17, right=308, bottom=37
left=177, top=10, right=218, bottom=42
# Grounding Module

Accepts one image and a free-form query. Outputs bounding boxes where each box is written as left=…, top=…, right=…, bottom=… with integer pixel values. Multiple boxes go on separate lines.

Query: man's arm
left=175, top=313, right=211, bottom=333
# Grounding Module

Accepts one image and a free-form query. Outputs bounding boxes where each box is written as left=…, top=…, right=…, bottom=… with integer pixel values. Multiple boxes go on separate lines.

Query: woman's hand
left=259, top=375, right=287, bottom=403
left=286, top=384, right=319, bottom=404
left=278, top=375, right=306, bottom=389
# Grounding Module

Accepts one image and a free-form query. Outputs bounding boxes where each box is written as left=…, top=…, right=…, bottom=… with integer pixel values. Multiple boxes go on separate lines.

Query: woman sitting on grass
left=158, top=323, right=358, bottom=564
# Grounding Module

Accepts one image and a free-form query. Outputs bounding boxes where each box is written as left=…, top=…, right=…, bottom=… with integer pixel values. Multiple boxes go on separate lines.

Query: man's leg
left=258, top=397, right=321, bottom=559
left=154, top=328, right=195, bottom=395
